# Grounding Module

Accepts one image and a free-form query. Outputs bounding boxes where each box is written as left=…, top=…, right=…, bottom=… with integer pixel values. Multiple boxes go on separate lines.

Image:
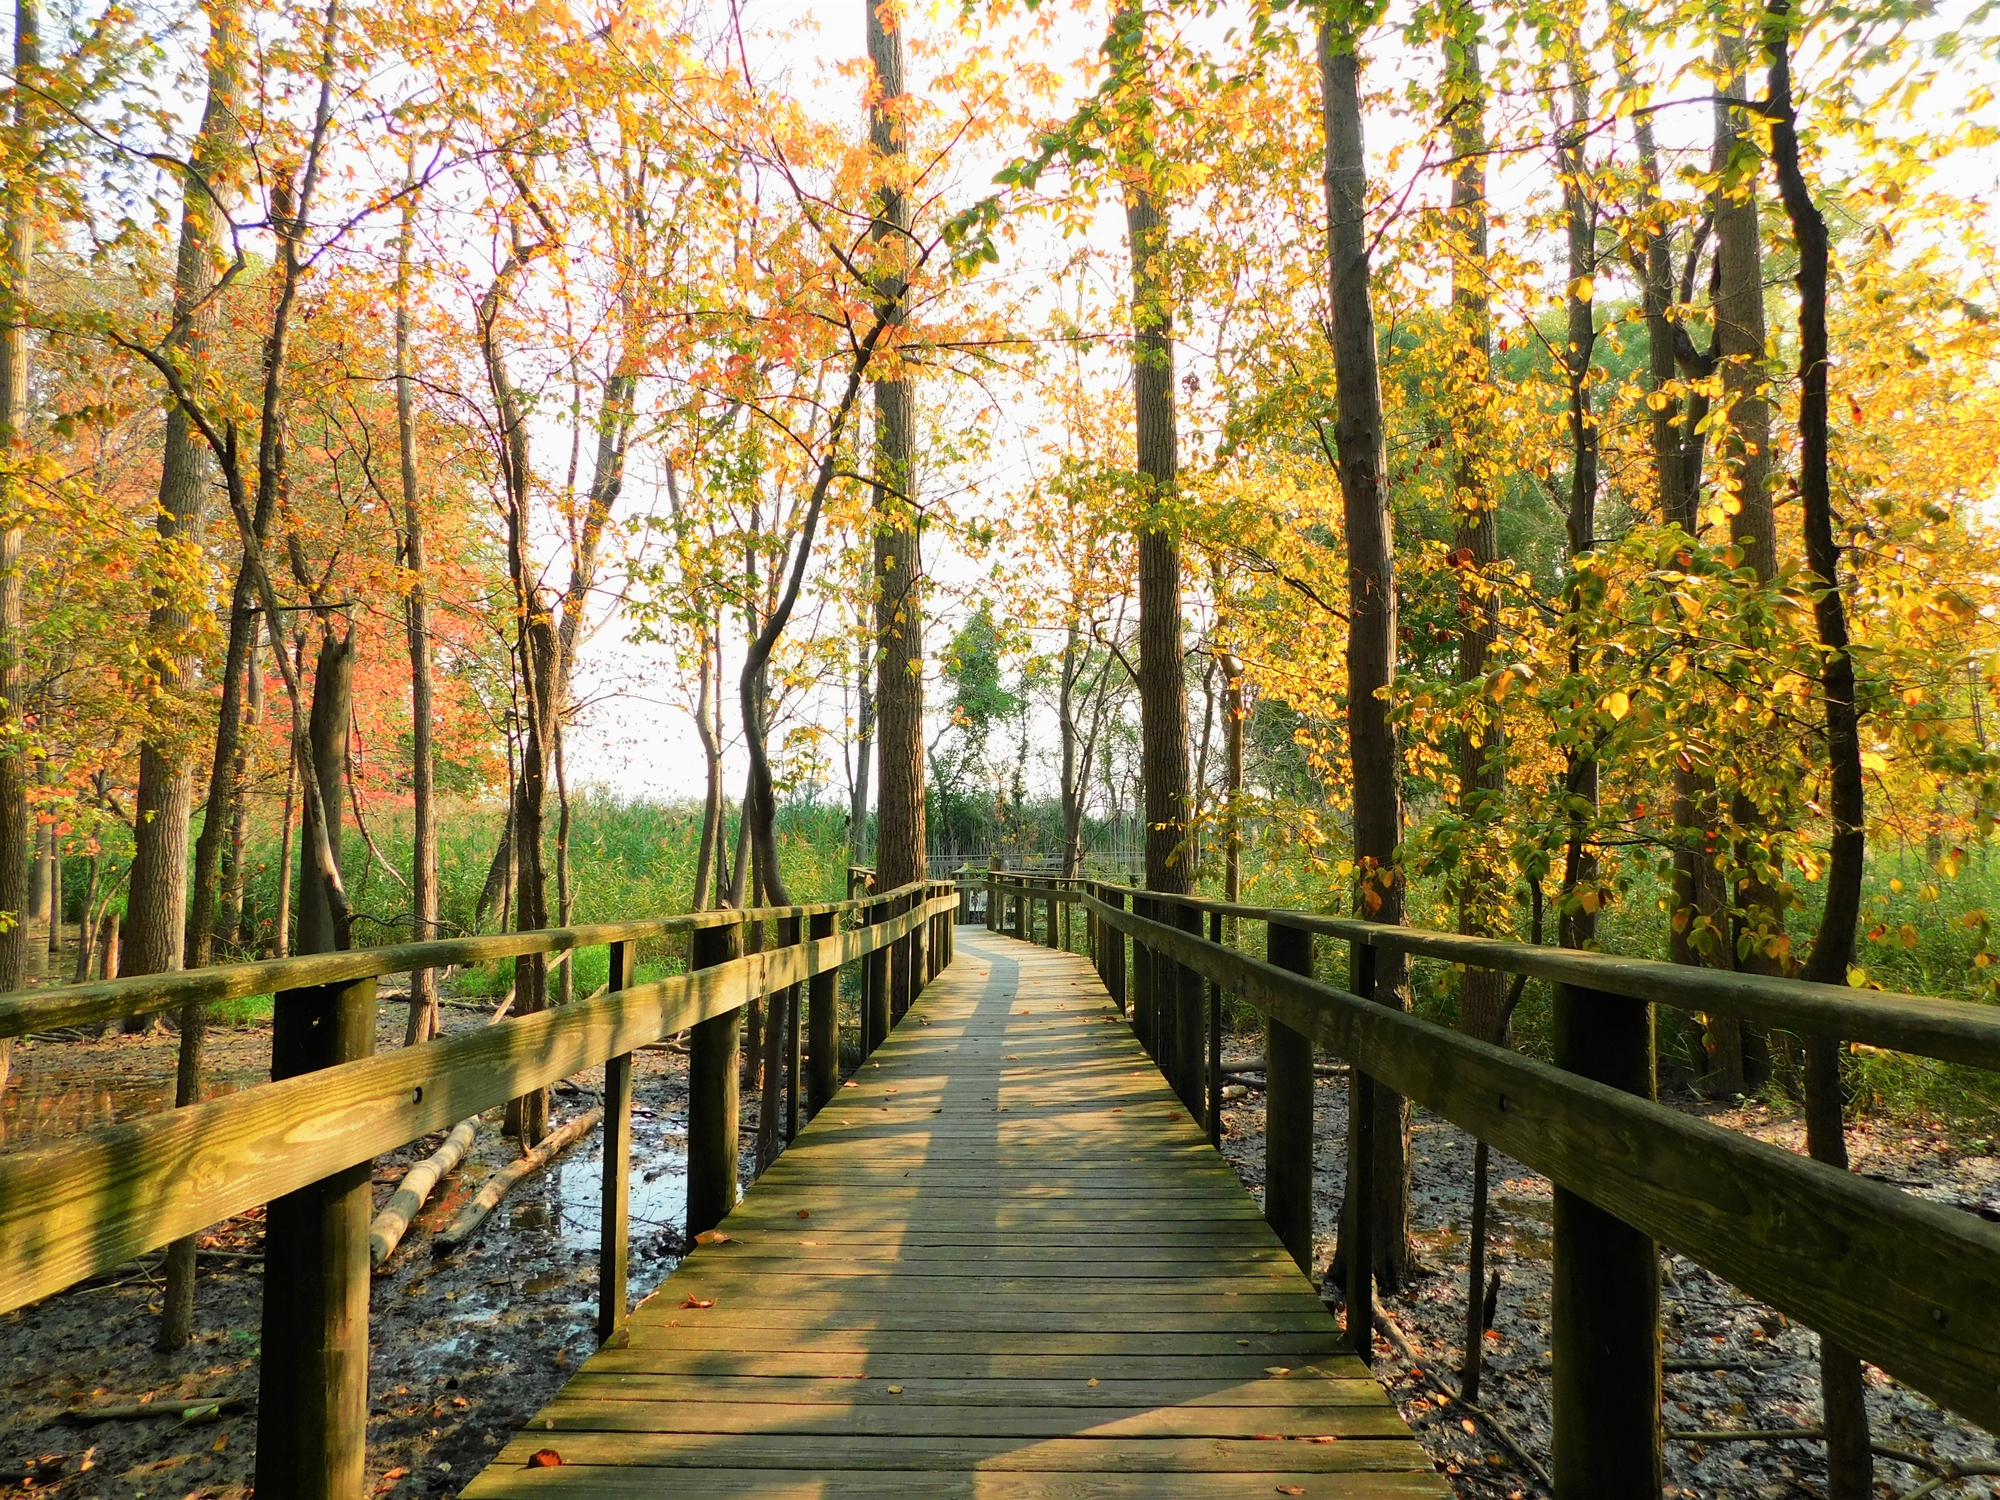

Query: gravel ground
left=1216, top=1060, right=2000, bottom=1499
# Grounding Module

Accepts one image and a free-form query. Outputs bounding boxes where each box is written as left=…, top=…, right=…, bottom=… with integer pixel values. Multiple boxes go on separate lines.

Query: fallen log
left=369, top=1117, right=479, bottom=1268
left=435, top=1107, right=602, bottom=1253
left=59, top=1394, right=250, bottom=1426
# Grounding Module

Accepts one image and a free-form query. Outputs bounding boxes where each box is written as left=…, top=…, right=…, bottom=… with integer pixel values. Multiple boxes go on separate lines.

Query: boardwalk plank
left=463, top=930, right=1445, bottom=1498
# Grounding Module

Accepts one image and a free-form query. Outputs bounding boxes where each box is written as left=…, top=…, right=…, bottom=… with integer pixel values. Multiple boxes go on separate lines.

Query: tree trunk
left=1715, top=33, right=1788, bottom=1023
left=296, top=629, right=353, bottom=959
left=188, top=574, right=257, bottom=968
left=1319, top=15, right=1411, bottom=1289
left=868, top=0, right=925, bottom=893
left=1443, top=0, right=1507, bottom=1047
left=0, top=0, right=41, bottom=995
left=396, top=161, right=439, bottom=1046
left=1557, top=56, right=1601, bottom=958
left=1766, top=12, right=1871, bottom=1493
left=127, top=0, right=238, bottom=1007
left=1222, top=650, right=1243, bottom=907
left=848, top=624, right=874, bottom=867
left=73, top=848, right=100, bottom=982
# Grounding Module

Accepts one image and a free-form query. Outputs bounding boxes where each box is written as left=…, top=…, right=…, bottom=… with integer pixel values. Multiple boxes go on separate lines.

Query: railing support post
left=1265, top=923, right=1314, bottom=1275
left=254, top=976, right=376, bottom=1499
left=1106, top=888, right=1126, bottom=1015
left=807, top=909, right=837, bottom=1116
left=598, top=940, right=637, bottom=1343
left=1551, top=982, right=1661, bottom=1496
left=1344, top=941, right=1377, bottom=1361
left=893, top=892, right=915, bottom=1023
left=1131, top=897, right=1155, bottom=1056
left=1207, top=908, right=1224, bottom=1150
left=687, top=921, right=742, bottom=1238
left=864, top=899, right=889, bottom=1054
left=1171, top=903, right=1203, bottom=1117
left=780, top=915, right=802, bottom=1142
left=1044, top=894, right=1059, bottom=949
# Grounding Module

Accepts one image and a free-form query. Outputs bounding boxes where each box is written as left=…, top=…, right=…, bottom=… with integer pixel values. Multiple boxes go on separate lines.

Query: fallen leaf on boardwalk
left=843, top=1081, right=858, bottom=1089
left=694, top=1230, right=731, bottom=1245
left=1253, top=1433, right=1284, bottom=1441
left=886, top=1386, right=904, bottom=1394
left=797, top=1210, right=812, bottom=1219
left=1308, top=1435, right=1337, bottom=1443
left=526, top=1450, right=563, bottom=1468
left=1237, top=1340, right=1252, bottom=1346
left=1264, top=1367, right=1290, bottom=1376
left=1277, top=1488, right=1306, bottom=1496
left=681, top=1296, right=716, bottom=1309
left=1086, top=1378, right=1099, bottom=1387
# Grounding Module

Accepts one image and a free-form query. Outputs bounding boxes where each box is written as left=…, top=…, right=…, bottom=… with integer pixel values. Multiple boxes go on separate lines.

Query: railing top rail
left=0, top=879, right=940, bottom=1041
left=1080, top=890, right=2000, bottom=1435
left=1081, top=881, right=2000, bottom=1076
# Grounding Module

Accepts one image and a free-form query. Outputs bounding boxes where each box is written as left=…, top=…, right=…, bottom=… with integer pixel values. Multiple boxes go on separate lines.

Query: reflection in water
left=0, top=1072, right=258, bottom=1150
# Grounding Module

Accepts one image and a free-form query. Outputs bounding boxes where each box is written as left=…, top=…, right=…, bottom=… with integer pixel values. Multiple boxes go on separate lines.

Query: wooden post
left=254, top=975, right=376, bottom=1499
left=807, top=908, right=837, bottom=1116
left=1171, top=901, right=1204, bottom=1117
left=863, top=898, right=889, bottom=1055
left=1207, top=907, right=1224, bottom=1150
left=892, top=892, right=913, bottom=1023
left=1131, top=897, right=1154, bottom=1056
left=1345, top=940, right=1377, bottom=1362
left=1551, top=982, right=1661, bottom=1495
left=598, top=939, right=637, bottom=1343
left=1265, top=922, right=1313, bottom=1275
left=780, top=915, right=802, bottom=1142
left=1043, top=894, right=1058, bottom=949
left=986, top=861, right=998, bottom=932
left=1106, top=887, right=1127, bottom=1015
left=687, top=921, right=741, bottom=1238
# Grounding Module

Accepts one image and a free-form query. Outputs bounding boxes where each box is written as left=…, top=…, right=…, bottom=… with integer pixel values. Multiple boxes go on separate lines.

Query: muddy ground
left=1216, top=1064, right=2000, bottom=1499
left=0, top=1005, right=707, bottom=1497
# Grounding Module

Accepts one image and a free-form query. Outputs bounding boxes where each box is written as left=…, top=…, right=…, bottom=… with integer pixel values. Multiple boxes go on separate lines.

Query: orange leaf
left=681, top=1296, right=716, bottom=1309
left=526, top=1450, right=563, bottom=1468
left=796, top=1209, right=811, bottom=1219
left=694, top=1230, right=731, bottom=1246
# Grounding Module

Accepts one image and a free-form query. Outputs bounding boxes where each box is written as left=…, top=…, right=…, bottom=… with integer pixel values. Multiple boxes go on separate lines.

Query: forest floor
left=1216, top=1062, right=2000, bottom=1500
left=0, top=1005, right=708, bottom=1497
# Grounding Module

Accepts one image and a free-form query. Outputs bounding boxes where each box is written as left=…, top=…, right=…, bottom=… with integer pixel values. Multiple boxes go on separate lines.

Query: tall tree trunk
left=1715, top=33, right=1788, bottom=1034
left=396, top=161, right=439, bottom=1047
left=1765, top=11, right=1871, bottom=1494
left=152, top=23, right=243, bottom=1344
left=692, top=622, right=723, bottom=909
left=1443, top=0, right=1507, bottom=1048
left=127, top=0, right=238, bottom=1005
left=1635, top=62, right=1728, bottom=1082
left=296, top=629, right=354, bottom=958
left=1320, top=12, right=1411, bottom=1289
left=0, top=0, right=41, bottom=996
left=1059, top=622, right=1083, bottom=879
left=1557, top=57, right=1601, bottom=955
left=868, top=0, right=925, bottom=893
left=188, top=576, right=257, bottom=967
left=1221, top=649, right=1243, bottom=907
left=848, top=624, right=874, bottom=867
left=273, top=690, right=298, bottom=959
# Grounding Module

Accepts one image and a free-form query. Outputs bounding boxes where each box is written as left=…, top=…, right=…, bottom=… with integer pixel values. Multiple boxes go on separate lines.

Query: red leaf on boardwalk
left=526, top=1450, right=563, bottom=1468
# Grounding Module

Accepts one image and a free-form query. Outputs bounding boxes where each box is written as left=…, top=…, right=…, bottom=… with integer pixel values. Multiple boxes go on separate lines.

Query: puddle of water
left=0, top=1073, right=260, bottom=1149
left=545, top=1136, right=689, bottom=1253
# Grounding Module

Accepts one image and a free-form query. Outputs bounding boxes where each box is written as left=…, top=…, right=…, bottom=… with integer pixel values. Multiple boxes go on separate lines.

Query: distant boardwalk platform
left=465, top=928, right=1446, bottom=1497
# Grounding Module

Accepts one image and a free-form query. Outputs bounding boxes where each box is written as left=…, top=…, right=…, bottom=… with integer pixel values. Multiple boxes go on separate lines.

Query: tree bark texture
left=1767, top=13, right=1869, bottom=1490
left=296, top=629, right=353, bottom=959
left=1443, top=1, right=1506, bottom=1047
left=868, top=0, right=925, bottom=893
left=1319, top=18, right=1411, bottom=1288
left=127, top=1, right=238, bottom=994
left=395, top=165, right=440, bottom=1046
left=0, top=0, right=39, bottom=993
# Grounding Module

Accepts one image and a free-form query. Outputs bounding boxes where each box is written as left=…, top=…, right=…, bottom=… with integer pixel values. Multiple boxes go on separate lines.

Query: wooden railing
left=0, top=878, right=960, bottom=1495
left=968, top=871, right=2000, bottom=1490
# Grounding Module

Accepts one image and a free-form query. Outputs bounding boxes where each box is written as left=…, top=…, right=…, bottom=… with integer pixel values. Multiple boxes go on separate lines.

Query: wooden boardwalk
left=465, top=927, right=1447, bottom=1497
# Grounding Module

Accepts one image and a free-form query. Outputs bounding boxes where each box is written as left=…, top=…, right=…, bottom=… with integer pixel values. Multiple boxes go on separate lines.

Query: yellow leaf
left=1900, top=925, right=1920, bottom=948
left=1600, top=690, right=1630, bottom=721
left=1570, top=275, right=1595, bottom=303
left=1861, top=751, right=1890, bottom=775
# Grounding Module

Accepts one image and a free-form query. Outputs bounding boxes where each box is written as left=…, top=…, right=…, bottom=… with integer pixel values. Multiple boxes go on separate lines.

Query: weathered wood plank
left=465, top=930, right=1441, bottom=1497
